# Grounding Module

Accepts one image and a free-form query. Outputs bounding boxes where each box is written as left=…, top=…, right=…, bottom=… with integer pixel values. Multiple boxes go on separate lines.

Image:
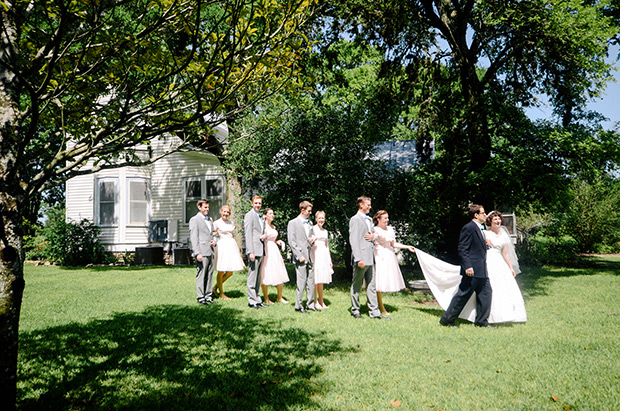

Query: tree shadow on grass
left=18, top=305, right=355, bottom=411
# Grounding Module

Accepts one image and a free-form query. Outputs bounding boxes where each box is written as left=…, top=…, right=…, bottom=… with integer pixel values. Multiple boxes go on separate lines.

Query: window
left=96, top=178, right=118, bottom=226
left=184, top=176, right=225, bottom=223
left=128, top=179, right=150, bottom=225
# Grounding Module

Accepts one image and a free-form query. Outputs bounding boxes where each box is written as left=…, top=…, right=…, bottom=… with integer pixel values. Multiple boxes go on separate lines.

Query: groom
left=440, top=204, right=493, bottom=328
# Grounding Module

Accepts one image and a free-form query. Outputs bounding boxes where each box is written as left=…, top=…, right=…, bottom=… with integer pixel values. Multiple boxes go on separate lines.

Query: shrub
left=529, top=233, right=579, bottom=265
left=37, top=207, right=112, bottom=266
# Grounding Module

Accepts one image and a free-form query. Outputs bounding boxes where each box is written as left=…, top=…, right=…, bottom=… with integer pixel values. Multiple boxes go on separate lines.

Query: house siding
left=65, top=135, right=225, bottom=252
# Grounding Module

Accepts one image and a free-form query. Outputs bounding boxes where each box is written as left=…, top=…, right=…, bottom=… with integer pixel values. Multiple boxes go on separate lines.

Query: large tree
left=322, top=0, right=617, bottom=191
left=227, top=0, right=620, bottom=264
left=0, top=0, right=315, bottom=406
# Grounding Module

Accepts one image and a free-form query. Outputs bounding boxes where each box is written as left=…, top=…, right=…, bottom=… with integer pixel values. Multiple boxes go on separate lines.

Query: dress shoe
left=295, top=308, right=308, bottom=314
left=205, top=298, right=217, bottom=304
left=258, top=302, right=268, bottom=308
left=439, top=320, right=459, bottom=328
left=198, top=299, right=209, bottom=305
left=248, top=303, right=262, bottom=309
left=476, top=324, right=497, bottom=329
left=373, top=315, right=391, bottom=321
left=306, top=307, right=317, bottom=312
left=352, top=312, right=362, bottom=319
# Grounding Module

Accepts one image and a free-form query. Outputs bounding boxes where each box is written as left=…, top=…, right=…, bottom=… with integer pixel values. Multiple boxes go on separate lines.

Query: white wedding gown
left=416, top=229, right=527, bottom=324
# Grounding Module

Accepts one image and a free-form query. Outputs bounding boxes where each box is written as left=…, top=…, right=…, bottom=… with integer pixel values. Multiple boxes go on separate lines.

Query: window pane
left=185, top=201, right=196, bottom=224
left=100, top=203, right=115, bottom=225
left=130, top=203, right=148, bottom=223
left=100, top=181, right=116, bottom=201
left=130, top=181, right=148, bottom=201
left=206, top=178, right=223, bottom=197
left=98, top=180, right=117, bottom=225
left=129, top=180, right=149, bottom=224
left=185, top=180, right=202, bottom=199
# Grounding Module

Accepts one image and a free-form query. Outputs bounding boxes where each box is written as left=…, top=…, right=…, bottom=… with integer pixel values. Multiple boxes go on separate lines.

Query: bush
left=32, top=207, right=112, bottom=266
left=529, top=233, right=579, bottom=265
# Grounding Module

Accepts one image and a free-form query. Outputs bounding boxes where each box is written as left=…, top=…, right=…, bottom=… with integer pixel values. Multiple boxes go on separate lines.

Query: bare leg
left=377, top=291, right=388, bottom=315
left=219, top=271, right=232, bottom=299
left=262, top=284, right=273, bottom=304
left=276, top=283, right=288, bottom=303
left=213, top=272, right=223, bottom=297
left=316, top=283, right=325, bottom=308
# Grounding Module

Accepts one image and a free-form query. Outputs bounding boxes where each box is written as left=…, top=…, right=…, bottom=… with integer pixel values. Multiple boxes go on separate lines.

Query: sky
left=526, top=45, right=620, bottom=129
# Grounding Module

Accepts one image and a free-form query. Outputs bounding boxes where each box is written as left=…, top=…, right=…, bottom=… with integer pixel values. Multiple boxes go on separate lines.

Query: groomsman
left=349, top=196, right=386, bottom=319
left=288, top=200, right=316, bottom=313
left=244, top=195, right=266, bottom=309
left=440, top=204, right=493, bottom=328
left=189, top=199, right=217, bottom=305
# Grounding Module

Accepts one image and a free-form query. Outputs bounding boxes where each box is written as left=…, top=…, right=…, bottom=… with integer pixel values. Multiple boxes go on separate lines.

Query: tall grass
left=18, top=259, right=620, bottom=410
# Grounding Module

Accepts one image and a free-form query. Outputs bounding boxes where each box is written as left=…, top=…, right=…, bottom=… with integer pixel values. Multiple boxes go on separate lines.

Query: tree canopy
left=0, top=0, right=315, bottom=406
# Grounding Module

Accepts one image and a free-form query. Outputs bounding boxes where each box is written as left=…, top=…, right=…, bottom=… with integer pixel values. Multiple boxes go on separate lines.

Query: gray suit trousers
left=247, top=256, right=263, bottom=305
left=196, top=255, right=215, bottom=301
left=350, top=264, right=380, bottom=317
left=295, top=262, right=315, bottom=310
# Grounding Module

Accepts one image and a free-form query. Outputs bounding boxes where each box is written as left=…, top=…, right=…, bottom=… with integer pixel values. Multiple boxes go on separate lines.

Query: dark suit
left=189, top=212, right=215, bottom=301
left=440, top=220, right=492, bottom=326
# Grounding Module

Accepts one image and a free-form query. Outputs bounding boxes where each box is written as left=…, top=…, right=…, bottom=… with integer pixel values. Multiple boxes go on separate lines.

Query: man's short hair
left=299, top=200, right=313, bottom=211
left=468, top=204, right=484, bottom=219
left=356, top=196, right=371, bottom=208
left=251, top=195, right=263, bottom=203
left=197, top=199, right=209, bottom=208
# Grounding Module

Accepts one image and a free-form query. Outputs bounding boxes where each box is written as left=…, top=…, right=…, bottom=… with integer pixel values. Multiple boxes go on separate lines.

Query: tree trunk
left=0, top=201, right=24, bottom=411
left=1, top=10, right=24, bottom=405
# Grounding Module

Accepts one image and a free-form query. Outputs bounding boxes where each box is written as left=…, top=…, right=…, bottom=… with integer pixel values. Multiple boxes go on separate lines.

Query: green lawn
left=17, top=258, right=620, bottom=410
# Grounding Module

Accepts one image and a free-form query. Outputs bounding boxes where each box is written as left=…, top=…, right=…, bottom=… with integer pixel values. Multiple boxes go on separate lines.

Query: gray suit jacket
left=243, top=209, right=265, bottom=257
left=189, top=212, right=214, bottom=257
left=288, top=216, right=311, bottom=263
left=349, top=212, right=374, bottom=265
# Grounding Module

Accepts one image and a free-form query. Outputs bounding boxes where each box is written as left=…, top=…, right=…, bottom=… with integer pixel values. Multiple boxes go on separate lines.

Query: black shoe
left=476, top=324, right=497, bottom=328
left=352, top=312, right=362, bottom=319
left=198, top=299, right=209, bottom=305
left=248, top=304, right=262, bottom=309
left=440, top=320, right=459, bottom=328
left=373, top=315, right=391, bottom=321
left=295, top=308, right=308, bottom=314
left=306, top=307, right=317, bottom=312
left=258, top=302, right=268, bottom=308
left=205, top=298, right=217, bottom=304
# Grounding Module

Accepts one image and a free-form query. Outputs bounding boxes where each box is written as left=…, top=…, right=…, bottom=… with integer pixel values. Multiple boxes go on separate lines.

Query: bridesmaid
left=213, top=205, right=245, bottom=299
left=311, top=210, right=334, bottom=309
left=260, top=208, right=290, bottom=304
left=372, top=210, right=415, bottom=316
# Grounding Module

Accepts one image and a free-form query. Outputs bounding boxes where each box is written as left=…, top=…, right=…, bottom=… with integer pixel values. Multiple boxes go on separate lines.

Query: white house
left=65, top=126, right=227, bottom=253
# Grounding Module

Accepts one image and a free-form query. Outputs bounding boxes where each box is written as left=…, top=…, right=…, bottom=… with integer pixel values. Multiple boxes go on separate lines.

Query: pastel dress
left=311, top=226, right=334, bottom=284
left=415, top=229, right=527, bottom=323
left=260, top=225, right=290, bottom=286
left=373, top=226, right=406, bottom=293
left=213, top=218, right=245, bottom=272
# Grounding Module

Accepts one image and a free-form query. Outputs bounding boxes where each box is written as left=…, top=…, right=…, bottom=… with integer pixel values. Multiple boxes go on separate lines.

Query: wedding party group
left=189, top=196, right=527, bottom=326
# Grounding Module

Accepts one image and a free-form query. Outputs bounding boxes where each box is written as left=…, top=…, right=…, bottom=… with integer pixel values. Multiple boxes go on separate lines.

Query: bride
left=416, top=211, right=527, bottom=324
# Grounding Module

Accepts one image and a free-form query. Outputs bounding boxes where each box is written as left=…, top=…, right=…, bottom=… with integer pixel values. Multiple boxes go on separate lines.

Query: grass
left=17, top=259, right=620, bottom=410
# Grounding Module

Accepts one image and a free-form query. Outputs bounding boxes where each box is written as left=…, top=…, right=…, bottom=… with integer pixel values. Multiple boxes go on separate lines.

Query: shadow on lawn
left=18, top=305, right=353, bottom=411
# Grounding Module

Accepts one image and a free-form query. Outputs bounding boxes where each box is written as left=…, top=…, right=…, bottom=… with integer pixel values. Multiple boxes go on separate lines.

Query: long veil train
left=414, top=248, right=479, bottom=322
